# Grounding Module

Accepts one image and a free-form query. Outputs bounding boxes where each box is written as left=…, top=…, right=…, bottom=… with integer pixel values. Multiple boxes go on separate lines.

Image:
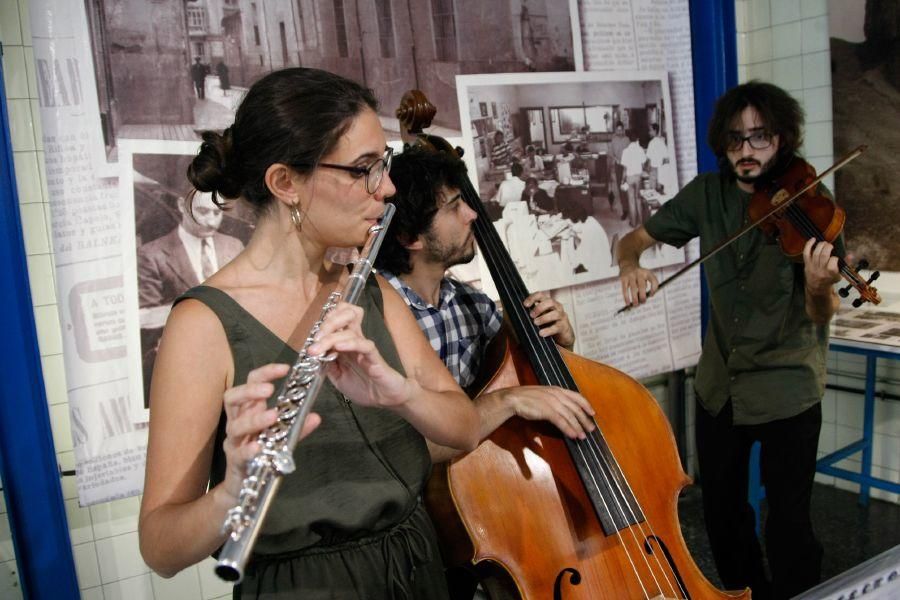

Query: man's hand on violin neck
left=802, top=238, right=841, bottom=295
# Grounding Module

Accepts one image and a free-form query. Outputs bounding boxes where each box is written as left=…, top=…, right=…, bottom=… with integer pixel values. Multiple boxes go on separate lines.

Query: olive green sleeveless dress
left=176, top=277, right=450, bottom=600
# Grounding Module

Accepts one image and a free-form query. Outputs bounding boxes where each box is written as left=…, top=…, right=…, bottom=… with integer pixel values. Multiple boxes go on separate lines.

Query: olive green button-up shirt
left=644, top=171, right=836, bottom=425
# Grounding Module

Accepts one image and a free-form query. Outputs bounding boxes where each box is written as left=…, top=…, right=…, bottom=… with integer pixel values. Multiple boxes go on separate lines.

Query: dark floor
left=678, top=481, right=900, bottom=591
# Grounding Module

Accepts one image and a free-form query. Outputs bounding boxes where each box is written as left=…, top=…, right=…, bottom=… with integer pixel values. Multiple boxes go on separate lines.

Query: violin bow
left=616, top=144, right=867, bottom=315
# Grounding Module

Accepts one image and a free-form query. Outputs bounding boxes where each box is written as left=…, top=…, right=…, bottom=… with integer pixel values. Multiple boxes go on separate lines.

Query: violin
left=398, top=90, right=748, bottom=599
left=749, top=156, right=881, bottom=307
left=616, top=145, right=880, bottom=313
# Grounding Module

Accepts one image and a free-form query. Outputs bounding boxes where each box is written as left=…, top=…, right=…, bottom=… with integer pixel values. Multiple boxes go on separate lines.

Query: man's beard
left=731, top=153, right=779, bottom=184
left=423, top=231, right=476, bottom=269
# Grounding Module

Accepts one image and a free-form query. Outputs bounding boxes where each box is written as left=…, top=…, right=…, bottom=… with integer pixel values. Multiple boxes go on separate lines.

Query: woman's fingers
left=223, top=363, right=289, bottom=420
left=225, top=406, right=277, bottom=442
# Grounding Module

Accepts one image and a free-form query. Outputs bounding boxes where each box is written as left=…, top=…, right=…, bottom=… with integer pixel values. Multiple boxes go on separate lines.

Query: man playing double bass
left=374, top=146, right=596, bottom=598
left=376, top=146, right=595, bottom=453
left=616, top=81, right=842, bottom=600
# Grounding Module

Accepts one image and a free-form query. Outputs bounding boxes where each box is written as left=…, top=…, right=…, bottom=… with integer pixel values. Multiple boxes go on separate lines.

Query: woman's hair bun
left=187, top=128, right=242, bottom=201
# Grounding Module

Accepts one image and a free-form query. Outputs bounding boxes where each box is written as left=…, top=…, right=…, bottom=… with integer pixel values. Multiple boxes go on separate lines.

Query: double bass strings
left=466, top=190, right=687, bottom=599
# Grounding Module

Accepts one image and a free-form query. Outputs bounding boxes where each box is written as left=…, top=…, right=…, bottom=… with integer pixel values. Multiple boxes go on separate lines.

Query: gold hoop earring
left=289, top=202, right=304, bottom=232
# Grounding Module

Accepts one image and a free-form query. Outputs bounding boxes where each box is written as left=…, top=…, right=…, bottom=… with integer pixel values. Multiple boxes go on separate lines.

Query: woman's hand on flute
left=221, top=363, right=322, bottom=501
left=307, top=302, right=413, bottom=409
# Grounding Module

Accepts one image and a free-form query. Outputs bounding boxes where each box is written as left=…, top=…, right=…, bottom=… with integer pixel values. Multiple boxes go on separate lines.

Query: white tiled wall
left=1, top=0, right=232, bottom=598
left=735, top=0, right=900, bottom=505
left=736, top=0, right=836, bottom=191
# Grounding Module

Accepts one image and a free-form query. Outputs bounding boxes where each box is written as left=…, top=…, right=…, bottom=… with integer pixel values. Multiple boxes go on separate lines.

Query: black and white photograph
left=118, top=141, right=255, bottom=418
left=457, top=71, right=684, bottom=293
left=83, top=0, right=583, bottom=162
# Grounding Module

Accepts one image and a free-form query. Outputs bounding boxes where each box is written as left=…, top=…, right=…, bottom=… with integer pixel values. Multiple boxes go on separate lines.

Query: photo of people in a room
left=457, top=71, right=684, bottom=292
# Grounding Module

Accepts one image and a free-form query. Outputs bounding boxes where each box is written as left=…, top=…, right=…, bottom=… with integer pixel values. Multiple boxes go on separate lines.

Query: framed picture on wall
left=480, top=102, right=488, bottom=117
left=456, top=70, right=682, bottom=295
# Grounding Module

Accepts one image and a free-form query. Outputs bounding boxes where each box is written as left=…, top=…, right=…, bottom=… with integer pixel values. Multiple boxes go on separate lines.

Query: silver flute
left=215, top=203, right=396, bottom=583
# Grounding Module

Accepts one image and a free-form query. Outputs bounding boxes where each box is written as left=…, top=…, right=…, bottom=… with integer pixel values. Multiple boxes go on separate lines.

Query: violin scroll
left=838, top=258, right=882, bottom=307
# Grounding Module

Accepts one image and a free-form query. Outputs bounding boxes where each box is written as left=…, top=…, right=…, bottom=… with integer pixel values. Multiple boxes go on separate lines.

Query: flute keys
left=273, top=451, right=295, bottom=474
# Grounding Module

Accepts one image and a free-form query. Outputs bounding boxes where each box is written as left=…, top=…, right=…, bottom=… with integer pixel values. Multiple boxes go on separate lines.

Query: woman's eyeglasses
left=302, top=147, right=393, bottom=194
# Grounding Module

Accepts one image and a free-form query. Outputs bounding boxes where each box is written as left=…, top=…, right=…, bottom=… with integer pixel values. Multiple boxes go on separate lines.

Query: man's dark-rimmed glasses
left=726, top=131, right=773, bottom=151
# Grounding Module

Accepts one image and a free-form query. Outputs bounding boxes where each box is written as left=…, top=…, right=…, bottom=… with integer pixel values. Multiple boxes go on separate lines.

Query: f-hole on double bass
left=396, top=90, right=750, bottom=599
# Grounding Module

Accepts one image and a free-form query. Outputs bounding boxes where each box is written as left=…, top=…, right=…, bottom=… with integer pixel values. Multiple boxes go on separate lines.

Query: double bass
left=397, top=91, right=749, bottom=599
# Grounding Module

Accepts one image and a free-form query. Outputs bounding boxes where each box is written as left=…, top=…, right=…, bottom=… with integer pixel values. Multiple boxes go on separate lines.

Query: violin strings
left=467, top=192, right=684, bottom=598
left=782, top=204, right=864, bottom=287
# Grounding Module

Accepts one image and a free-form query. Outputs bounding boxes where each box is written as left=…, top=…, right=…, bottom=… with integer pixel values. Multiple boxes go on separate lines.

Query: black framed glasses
left=726, top=131, right=773, bottom=151
left=307, top=146, right=393, bottom=194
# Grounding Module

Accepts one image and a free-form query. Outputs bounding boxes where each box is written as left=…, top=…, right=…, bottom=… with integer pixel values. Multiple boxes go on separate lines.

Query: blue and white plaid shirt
left=381, top=271, right=502, bottom=388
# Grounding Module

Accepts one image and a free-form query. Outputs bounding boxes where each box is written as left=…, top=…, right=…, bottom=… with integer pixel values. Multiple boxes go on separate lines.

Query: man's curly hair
left=375, top=146, right=470, bottom=275
left=707, top=80, right=805, bottom=173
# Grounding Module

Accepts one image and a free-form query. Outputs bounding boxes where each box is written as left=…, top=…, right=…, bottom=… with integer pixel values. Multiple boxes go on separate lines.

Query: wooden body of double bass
left=427, top=330, right=750, bottom=600
left=395, top=87, right=748, bottom=599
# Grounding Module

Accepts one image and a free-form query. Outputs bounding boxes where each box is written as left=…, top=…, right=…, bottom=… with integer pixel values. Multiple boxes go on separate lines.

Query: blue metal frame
left=688, top=0, right=762, bottom=526
left=689, top=0, right=738, bottom=338
left=816, top=342, right=900, bottom=506
left=0, top=55, right=80, bottom=597
left=747, top=339, right=900, bottom=522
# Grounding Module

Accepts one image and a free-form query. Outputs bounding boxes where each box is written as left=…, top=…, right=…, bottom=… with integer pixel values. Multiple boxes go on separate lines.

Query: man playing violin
left=616, top=81, right=842, bottom=600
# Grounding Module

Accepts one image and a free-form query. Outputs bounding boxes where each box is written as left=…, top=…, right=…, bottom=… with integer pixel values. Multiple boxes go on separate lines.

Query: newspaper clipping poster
left=32, top=0, right=700, bottom=504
